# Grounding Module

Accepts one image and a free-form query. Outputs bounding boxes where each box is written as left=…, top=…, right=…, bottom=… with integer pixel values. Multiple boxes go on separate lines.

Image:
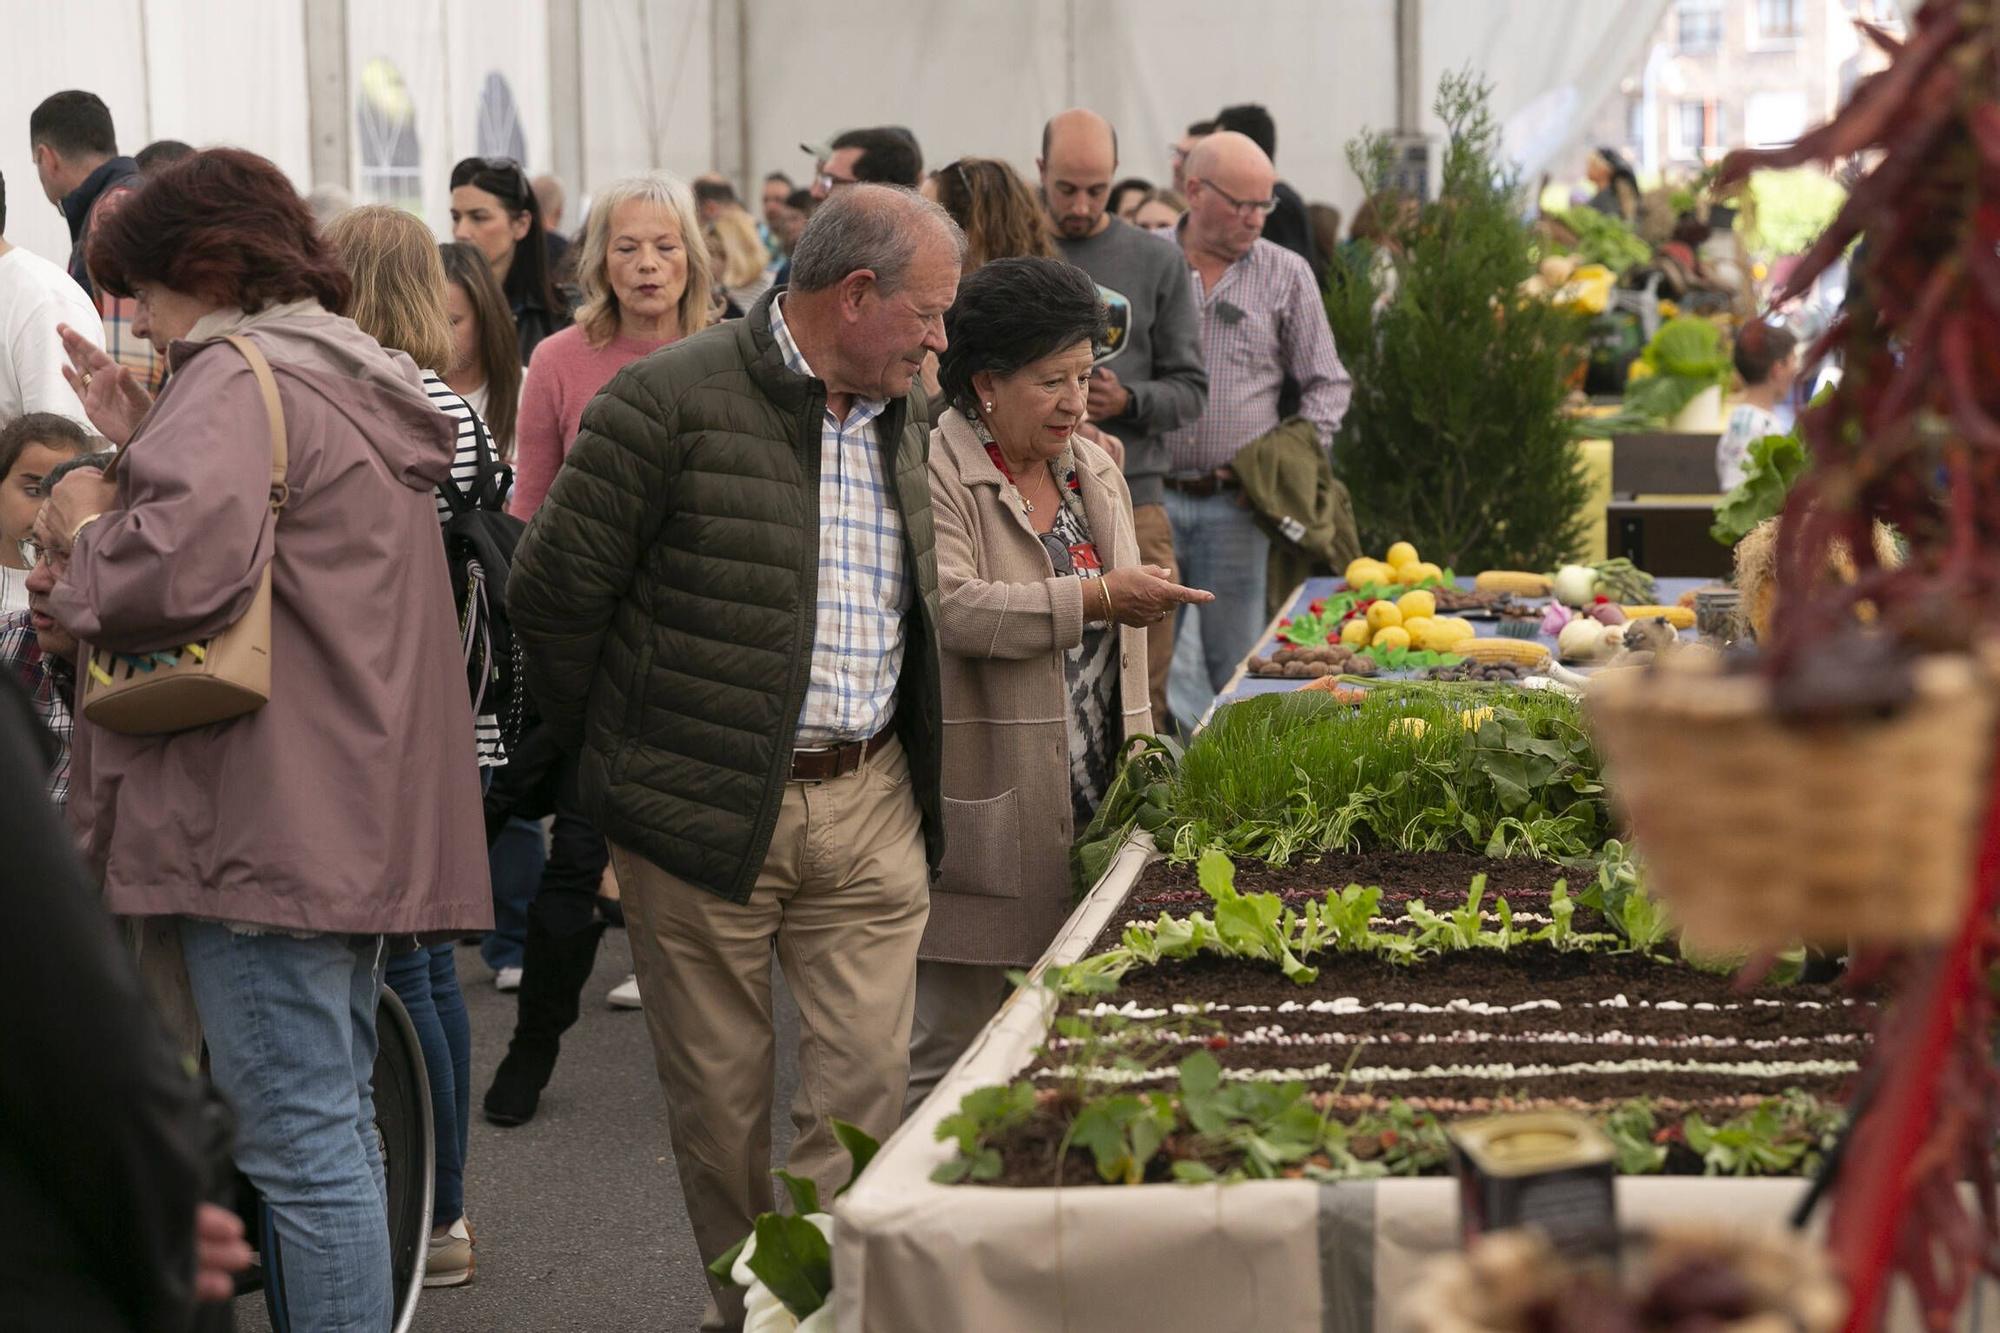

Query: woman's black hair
left=938, top=257, right=1110, bottom=411
left=0, top=413, right=92, bottom=484
left=1107, top=177, right=1153, bottom=217
left=450, top=155, right=559, bottom=318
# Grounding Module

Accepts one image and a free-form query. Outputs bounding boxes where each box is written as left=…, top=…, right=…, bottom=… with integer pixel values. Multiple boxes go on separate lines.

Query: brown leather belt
left=789, top=728, right=895, bottom=782
left=1162, top=471, right=1239, bottom=499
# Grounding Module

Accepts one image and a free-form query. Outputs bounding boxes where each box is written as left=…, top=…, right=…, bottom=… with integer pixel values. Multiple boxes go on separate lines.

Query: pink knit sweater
left=508, top=326, right=679, bottom=519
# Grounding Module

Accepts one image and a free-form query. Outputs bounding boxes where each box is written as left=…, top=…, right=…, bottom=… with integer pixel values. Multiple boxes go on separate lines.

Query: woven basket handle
left=220, top=334, right=291, bottom=512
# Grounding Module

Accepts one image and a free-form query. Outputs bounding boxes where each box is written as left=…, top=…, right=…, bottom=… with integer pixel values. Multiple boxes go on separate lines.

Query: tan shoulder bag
left=80, top=334, right=288, bottom=735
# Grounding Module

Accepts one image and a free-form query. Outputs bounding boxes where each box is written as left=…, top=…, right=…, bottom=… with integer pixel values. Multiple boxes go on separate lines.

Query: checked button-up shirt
left=769, top=295, right=913, bottom=748
left=1164, top=236, right=1352, bottom=476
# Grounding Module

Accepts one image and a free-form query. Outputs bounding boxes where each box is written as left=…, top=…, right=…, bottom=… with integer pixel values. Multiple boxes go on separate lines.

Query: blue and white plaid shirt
left=0, top=610, right=74, bottom=809
left=769, top=296, right=911, bottom=747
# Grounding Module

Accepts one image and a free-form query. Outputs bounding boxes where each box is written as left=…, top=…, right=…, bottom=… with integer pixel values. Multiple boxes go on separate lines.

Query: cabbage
left=1647, top=317, right=1732, bottom=384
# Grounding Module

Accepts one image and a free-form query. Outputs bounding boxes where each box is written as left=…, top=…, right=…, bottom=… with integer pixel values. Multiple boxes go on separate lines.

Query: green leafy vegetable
left=745, top=1213, right=832, bottom=1318
left=1555, top=208, right=1653, bottom=273
left=1711, top=429, right=1808, bottom=546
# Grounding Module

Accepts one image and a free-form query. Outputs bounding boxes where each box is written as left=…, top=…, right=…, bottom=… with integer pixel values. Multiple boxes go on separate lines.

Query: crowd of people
left=1, top=85, right=1356, bottom=1333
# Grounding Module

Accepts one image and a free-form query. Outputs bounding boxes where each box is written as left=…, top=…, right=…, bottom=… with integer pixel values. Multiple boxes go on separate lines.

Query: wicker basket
left=1587, top=652, right=1995, bottom=948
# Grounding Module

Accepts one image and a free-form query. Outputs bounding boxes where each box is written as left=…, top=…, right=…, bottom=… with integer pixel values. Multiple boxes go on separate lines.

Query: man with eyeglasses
left=1163, top=131, right=1351, bottom=716
left=8, top=450, right=106, bottom=807
left=1039, top=107, right=1207, bottom=733
left=508, top=183, right=963, bottom=1332
left=802, top=126, right=923, bottom=200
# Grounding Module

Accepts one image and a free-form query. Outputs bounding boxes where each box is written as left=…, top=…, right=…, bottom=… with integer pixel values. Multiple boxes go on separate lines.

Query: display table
left=834, top=838, right=1998, bottom=1332
left=1207, top=574, right=1708, bottom=719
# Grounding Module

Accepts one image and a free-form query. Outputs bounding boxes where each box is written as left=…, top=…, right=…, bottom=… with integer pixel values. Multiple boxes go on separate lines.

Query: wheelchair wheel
left=231, top=983, right=434, bottom=1333
left=375, top=984, right=435, bottom=1332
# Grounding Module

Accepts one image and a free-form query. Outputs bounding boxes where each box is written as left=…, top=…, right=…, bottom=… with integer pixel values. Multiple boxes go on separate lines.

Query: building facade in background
left=1583, top=0, right=1900, bottom=182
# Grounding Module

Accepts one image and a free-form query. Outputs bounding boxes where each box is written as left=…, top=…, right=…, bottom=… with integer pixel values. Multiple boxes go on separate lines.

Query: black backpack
left=436, top=414, right=530, bottom=753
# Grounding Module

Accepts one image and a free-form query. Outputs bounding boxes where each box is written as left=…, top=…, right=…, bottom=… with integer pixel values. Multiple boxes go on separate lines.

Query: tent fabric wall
left=0, top=0, right=1671, bottom=278
left=4, top=0, right=155, bottom=269
left=578, top=0, right=716, bottom=210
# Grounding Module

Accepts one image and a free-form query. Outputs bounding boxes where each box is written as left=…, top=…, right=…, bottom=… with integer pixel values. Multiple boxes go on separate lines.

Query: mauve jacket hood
left=172, top=301, right=455, bottom=491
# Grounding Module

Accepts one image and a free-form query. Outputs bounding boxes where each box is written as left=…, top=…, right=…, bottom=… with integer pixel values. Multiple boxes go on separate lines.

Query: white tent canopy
left=2, top=0, right=1668, bottom=272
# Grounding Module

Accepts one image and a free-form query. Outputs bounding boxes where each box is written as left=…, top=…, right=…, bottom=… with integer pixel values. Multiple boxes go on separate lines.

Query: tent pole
left=549, top=0, right=583, bottom=193
left=303, top=0, right=350, bottom=190
left=710, top=0, right=749, bottom=197
left=1395, top=0, right=1422, bottom=135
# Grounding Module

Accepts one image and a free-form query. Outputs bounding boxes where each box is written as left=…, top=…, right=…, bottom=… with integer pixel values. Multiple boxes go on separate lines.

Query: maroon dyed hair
left=87, top=147, right=350, bottom=313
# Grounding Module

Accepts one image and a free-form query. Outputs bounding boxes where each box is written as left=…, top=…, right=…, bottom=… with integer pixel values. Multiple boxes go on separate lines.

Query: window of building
left=1745, top=90, right=1809, bottom=147
left=476, top=73, right=527, bottom=166
left=1674, top=99, right=1718, bottom=157
left=1755, top=0, right=1803, bottom=43
left=356, top=58, right=421, bottom=212
left=1676, top=0, right=1723, bottom=54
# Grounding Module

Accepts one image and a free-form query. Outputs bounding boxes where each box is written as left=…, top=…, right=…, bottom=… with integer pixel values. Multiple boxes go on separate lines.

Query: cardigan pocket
left=937, top=790, right=1023, bottom=899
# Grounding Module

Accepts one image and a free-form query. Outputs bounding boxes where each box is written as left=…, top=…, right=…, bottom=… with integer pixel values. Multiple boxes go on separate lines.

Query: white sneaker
left=424, top=1215, right=474, bottom=1287
left=494, top=966, right=523, bottom=992
left=607, top=973, right=643, bottom=1009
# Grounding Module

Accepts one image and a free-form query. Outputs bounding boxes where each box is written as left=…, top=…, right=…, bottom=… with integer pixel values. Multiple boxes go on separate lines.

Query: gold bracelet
left=1099, top=578, right=1117, bottom=624
left=70, top=512, right=103, bottom=545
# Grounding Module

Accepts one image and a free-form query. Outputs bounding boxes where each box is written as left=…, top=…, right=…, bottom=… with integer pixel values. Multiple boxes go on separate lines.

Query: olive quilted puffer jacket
left=508, top=292, right=944, bottom=903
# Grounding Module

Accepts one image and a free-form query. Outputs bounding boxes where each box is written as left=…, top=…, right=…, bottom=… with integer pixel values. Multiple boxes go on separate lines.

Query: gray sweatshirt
left=1056, top=217, right=1208, bottom=507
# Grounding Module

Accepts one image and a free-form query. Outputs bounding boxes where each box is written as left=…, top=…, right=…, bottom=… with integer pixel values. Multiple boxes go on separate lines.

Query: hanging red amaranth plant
left=1714, top=5, right=2000, bottom=1328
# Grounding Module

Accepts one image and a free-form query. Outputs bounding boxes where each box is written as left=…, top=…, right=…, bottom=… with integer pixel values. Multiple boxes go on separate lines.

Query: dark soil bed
left=1097, top=850, right=1598, bottom=946
left=969, top=852, right=1874, bottom=1189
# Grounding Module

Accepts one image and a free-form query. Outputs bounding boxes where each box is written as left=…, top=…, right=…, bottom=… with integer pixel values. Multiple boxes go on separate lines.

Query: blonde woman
left=509, top=172, right=712, bottom=519
left=704, top=204, right=772, bottom=316
left=323, top=201, right=496, bottom=1286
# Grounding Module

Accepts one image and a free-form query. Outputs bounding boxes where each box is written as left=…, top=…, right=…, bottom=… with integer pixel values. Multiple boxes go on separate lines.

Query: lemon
left=1401, top=615, right=1435, bottom=640
left=1371, top=625, right=1411, bottom=652
left=1365, top=601, right=1403, bottom=632
left=1394, top=716, right=1428, bottom=737
left=1396, top=589, right=1437, bottom=621
left=1436, top=616, right=1476, bottom=640
left=1399, top=560, right=1444, bottom=586
left=1460, top=706, right=1495, bottom=730
left=1340, top=617, right=1372, bottom=648
left=1384, top=541, right=1419, bottom=570
left=1344, top=558, right=1390, bottom=589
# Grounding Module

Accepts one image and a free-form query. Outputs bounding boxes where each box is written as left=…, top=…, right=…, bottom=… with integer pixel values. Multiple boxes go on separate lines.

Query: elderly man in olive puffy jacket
left=509, top=184, right=964, bottom=1332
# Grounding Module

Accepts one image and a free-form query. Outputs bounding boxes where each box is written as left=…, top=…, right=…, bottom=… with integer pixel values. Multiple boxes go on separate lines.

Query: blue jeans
left=383, top=940, right=471, bottom=1227
left=180, top=921, right=390, bottom=1333
left=481, top=817, right=544, bottom=973
left=1166, top=487, right=1271, bottom=703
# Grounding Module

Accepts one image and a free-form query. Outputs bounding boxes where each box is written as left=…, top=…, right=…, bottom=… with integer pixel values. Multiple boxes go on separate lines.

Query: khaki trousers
left=904, top=959, right=1012, bottom=1118
left=613, top=736, right=930, bottom=1333
left=1131, top=500, right=1179, bottom=733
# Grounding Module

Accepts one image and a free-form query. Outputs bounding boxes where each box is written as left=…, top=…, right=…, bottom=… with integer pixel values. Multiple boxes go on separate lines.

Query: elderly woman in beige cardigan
left=908, top=257, right=1212, bottom=1110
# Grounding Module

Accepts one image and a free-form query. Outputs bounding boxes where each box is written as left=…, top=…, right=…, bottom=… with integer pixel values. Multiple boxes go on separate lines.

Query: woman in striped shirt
left=439, top=240, right=521, bottom=462
left=324, top=202, right=493, bottom=1289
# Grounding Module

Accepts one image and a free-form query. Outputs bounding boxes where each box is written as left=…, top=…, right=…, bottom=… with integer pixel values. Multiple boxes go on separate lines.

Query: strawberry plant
left=931, top=1082, right=1037, bottom=1184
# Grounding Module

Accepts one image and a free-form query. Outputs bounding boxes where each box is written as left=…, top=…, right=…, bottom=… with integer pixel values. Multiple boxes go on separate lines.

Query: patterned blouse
left=975, top=418, right=1121, bottom=828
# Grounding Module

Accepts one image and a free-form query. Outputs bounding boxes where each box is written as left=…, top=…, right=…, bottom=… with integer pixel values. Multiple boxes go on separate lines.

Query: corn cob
left=1474, top=570, right=1552, bottom=597
left=1447, top=637, right=1552, bottom=666
left=1620, top=605, right=1695, bottom=630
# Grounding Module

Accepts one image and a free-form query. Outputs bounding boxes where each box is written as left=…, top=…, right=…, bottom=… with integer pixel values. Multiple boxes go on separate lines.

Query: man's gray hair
left=788, top=184, right=966, bottom=295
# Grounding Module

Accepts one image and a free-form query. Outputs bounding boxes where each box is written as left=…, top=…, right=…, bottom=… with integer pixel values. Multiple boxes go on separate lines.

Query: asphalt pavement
left=239, top=928, right=802, bottom=1332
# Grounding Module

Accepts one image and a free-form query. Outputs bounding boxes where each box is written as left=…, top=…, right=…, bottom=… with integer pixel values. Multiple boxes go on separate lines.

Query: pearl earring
left=983, top=401, right=994, bottom=412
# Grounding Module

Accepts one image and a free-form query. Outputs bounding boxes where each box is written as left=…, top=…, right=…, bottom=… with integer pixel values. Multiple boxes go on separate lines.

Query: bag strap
left=221, top=334, right=291, bottom=513
left=439, top=399, right=514, bottom=517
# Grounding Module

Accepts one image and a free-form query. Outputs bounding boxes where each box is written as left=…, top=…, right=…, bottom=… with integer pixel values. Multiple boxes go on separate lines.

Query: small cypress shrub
left=1328, top=70, right=1591, bottom=571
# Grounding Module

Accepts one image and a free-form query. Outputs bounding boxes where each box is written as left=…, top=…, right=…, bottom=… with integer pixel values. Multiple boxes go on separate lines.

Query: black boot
left=482, top=917, right=604, bottom=1126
